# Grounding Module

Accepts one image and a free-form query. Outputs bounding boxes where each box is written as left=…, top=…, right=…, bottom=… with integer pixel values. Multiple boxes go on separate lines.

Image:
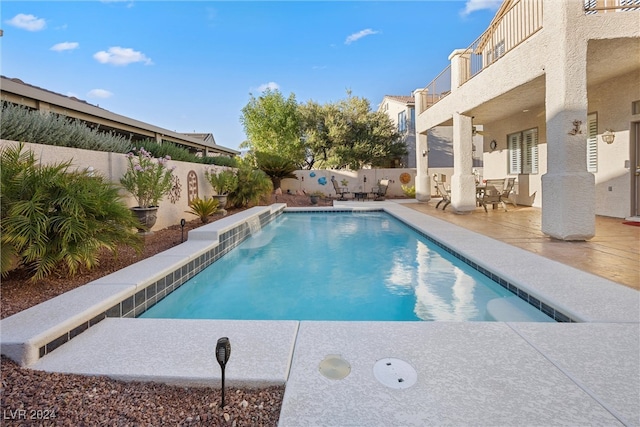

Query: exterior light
left=602, top=129, right=615, bottom=144
left=216, top=337, right=231, bottom=408
left=180, top=218, right=186, bottom=243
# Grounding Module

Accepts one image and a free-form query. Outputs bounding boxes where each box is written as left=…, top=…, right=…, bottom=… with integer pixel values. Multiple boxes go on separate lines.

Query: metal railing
left=419, top=0, right=543, bottom=113
left=584, top=0, right=640, bottom=14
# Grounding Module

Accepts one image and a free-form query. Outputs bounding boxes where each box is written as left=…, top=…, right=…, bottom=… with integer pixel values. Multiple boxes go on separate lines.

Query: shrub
left=205, top=169, right=238, bottom=195
left=229, top=160, right=273, bottom=208
left=1, top=102, right=133, bottom=153
left=1, top=143, right=142, bottom=280
left=401, top=184, right=416, bottom=198
left=120, top=147, right=175, bottom=208
left=186, top=197, right=219, bottom=223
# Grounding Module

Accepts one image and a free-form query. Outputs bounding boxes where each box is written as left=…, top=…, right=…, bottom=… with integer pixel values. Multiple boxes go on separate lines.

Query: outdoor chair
left=371, top=179, right=389, bottom=201
left=501, top=178, right=518, bottom=208
left=434, top=178, right=451, bottom=210
left=331, top=177, right=351, bottom=200
left=478, top=178, right=515, bottom=212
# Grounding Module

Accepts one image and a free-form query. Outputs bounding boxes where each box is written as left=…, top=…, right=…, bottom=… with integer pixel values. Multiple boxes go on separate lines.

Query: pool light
left=215, top=337, right=231, bottom=407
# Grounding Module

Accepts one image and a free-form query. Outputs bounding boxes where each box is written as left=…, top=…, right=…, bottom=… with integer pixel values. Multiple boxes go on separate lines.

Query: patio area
left=403, top=200, right=640, bottom=291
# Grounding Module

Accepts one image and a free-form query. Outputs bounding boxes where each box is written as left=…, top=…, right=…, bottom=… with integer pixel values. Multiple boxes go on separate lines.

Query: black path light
left=180, top=218, right=186, bottom=243
left=216, top=337, right=231, bottom=408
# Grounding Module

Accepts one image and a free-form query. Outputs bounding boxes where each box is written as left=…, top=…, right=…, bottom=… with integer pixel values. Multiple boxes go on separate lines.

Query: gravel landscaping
left=0, top=193, right=331, bottom=426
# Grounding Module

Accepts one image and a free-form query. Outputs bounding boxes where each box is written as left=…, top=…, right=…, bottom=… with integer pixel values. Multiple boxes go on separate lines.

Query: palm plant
left=1, top=143, right=142, bottom=280
left=186, top=197, right=219, bottom=223
left=228, top=161, right=273, bottom=208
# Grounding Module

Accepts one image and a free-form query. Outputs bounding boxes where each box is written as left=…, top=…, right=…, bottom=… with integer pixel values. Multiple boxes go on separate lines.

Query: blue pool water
left=141, top=211, right=553, bottom=321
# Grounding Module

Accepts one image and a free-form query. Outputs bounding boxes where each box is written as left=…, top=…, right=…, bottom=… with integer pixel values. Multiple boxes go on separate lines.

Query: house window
left=410, top=108, right=415, bottom=132
left=398, top=111, right=407, bottom=133
left=587, top=113, right=598, bottom=173
left=508, top=128, right=538, bottom=174
left=493, top=41, right=505, bottom=61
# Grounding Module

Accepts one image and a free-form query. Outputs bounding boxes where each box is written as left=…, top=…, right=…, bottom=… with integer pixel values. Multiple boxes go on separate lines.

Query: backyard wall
left=0, top=140, right=227, bottom=231
left=281, top=168, right=418, bottom=198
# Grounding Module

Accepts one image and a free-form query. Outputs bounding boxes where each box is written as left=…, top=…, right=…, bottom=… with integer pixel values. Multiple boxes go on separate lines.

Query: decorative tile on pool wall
left=37, top=209, right=283, bottom=360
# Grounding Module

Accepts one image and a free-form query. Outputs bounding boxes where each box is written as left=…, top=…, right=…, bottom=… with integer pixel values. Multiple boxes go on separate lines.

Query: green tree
left=299, top=92, right=406, bottom=170
left=240, top=89, right=304, bottom=165
left=254, top=151, right=298, bottom=191
left=1, top=143, right=142, bottom=280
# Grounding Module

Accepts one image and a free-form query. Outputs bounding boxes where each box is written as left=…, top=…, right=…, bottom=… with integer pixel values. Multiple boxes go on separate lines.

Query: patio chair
left=478, top=178, right=513, bottom=212
left=434, top=178, right=451, bottom=210
left=331, top=177, right=351, bottom=200
left=371, top=179, right=389, bottom=201
left=502, top=178, right=518, bottom=208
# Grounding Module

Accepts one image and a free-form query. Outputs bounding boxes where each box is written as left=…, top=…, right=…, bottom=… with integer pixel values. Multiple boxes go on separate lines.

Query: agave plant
left=186, top=197, right=219, bottom=223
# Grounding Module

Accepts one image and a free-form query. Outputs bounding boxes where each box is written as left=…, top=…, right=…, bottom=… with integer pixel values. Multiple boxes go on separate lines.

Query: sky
left=1, top=0, right=502, bottom=151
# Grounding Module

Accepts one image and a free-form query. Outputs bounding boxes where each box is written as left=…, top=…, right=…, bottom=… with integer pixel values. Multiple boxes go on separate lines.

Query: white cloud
left=344, top=29, right=379, bottom=45
left=258, top=82, right=280, bottom=92
left=93, top=46, right=153, bottom=66
left=6, top=13, right=46, bottom=31
left=50, top=42, right=79, bottom=52
left=461, top=0, right=502, bottom=16
left=87, top=89, right=113, bottom=99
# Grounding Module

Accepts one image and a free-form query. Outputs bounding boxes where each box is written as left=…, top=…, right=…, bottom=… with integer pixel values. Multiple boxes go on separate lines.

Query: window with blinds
left=508, top=128, right=538, bottom=174
left=587, top=113, right=598, bottom=173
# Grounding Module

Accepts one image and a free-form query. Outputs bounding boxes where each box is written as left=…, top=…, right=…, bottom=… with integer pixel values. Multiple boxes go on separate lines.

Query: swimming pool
left=142, top=211, right=554, bottom=322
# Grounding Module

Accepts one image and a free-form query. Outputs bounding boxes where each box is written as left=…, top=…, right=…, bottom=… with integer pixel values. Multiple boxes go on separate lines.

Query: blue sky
left=2, top=1, right=501, bottom=151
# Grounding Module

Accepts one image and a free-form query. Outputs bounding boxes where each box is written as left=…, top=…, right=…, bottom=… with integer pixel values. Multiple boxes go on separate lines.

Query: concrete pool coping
left=1, top=201, right=638, bottom=426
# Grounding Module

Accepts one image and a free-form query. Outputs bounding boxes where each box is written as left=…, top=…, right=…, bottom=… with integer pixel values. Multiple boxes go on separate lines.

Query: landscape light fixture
left=216, top=337, right=231, bottom=408
left=602, top=129, right=615, bottom=144
left=180, top=218, right=186, bottom=243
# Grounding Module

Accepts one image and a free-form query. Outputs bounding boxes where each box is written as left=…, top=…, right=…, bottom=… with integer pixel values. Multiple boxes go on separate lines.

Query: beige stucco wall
left=0, top=140, right=227, bottom=231
left=588, top=69, right=640, bottom=218
left=281, top=169, right=417, bottom=198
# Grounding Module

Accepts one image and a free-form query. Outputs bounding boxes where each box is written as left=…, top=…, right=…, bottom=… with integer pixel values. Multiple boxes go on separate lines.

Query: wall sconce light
left=602, top=129, right=615, bottom=144
left=422, top=150, right=428, bottom=157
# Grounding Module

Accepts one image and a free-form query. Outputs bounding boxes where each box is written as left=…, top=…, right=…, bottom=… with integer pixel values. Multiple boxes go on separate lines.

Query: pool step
left=486, top=296, right=556, bottom=322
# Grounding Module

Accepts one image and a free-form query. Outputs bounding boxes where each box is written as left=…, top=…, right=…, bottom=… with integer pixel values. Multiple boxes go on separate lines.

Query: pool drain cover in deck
left=319, top=355, right=351, bottom=380
left=373, top=358, right=417, bottom=389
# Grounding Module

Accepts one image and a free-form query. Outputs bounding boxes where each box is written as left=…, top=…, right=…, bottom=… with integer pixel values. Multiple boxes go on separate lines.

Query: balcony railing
left=419, top=0, right=543, bottom=113
left=584, top=0, right=640, bottom=14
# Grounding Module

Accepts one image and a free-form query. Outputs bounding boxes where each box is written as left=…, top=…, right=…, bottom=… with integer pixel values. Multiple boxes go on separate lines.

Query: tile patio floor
left=402, top=201, right=639, bottom=291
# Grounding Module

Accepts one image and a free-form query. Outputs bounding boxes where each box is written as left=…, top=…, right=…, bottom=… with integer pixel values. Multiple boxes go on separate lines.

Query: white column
left=448, top=49, right=471, bottom=91
left=451, top=113, right=476, bottom=212
left=541, top=0, right=595, bottom=240
left=414, top=88, right=431, bottom=202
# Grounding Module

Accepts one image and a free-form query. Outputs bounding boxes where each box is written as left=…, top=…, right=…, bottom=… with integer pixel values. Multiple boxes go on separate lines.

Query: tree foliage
left=240, top=89, right=304, bottom=165
left=300, top=93, right=406, bottom=170
left=254, top=151, right=298, bottom=190
left=240, top=90, right=407, bottom=171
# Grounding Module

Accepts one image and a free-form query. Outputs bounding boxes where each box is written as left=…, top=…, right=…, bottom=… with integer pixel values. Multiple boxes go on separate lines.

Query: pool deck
left=2, top=201, right=639, bottom=426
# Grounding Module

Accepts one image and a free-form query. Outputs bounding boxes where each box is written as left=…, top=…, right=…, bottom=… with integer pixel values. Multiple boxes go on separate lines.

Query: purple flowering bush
left=120, top=148, right=174, bottom=208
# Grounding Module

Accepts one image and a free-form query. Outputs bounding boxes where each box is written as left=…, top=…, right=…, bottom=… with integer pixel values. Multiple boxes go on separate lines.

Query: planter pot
left=131, top=206, right=159, bottom=234
left=212, top=195, right=228, bottom=216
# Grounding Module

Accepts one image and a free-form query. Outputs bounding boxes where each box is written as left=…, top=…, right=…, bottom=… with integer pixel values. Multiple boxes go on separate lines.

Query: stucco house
left=414, top=0, right=640, bottom=240
left=379, top=95, right=484, bottom=193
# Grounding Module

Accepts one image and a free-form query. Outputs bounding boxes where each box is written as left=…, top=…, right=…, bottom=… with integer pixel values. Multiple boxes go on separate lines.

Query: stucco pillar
left=541, top=0, right=595, bottom=240
left=414, top=88, right=431, bottom=202
left=448, top=49, right=471, bottom=91
left=451, top=113, right=476, bottom=212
